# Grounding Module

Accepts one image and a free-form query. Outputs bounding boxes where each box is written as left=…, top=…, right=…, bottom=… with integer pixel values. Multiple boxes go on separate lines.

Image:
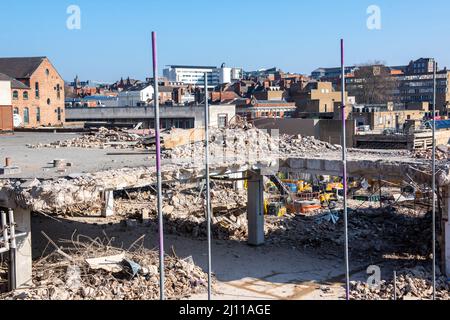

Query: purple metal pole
left=152, top=31, right=165, bottom=301
left=341, top=39, right=350, bottom=301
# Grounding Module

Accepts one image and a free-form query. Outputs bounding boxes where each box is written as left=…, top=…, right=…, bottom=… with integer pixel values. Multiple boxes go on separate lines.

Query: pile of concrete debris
left=115, top=182, right=431, bottom=259
left=115, top=182, right=248, bottom=240
left=166, top=128, right=340, bottom=162
left=413, top=145, right=449, bottom=160
left=1, top=236, right=209, bottom=300
left=350, top=265, right=449, bottom=300
left=27, top=127, right=148, bottom=150
left=279, top=134, right=341, bottom=154
left=267, top=205, right=430, bottom=258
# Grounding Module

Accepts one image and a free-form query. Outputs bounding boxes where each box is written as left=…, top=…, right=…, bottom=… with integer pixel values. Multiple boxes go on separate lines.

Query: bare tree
left=349, top=61, right=399, bottom=104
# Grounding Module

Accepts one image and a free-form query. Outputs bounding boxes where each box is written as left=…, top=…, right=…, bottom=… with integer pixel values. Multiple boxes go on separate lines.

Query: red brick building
left=0, top=57, right=65, bottom=128
left=236, top=98, right=297, bottom=121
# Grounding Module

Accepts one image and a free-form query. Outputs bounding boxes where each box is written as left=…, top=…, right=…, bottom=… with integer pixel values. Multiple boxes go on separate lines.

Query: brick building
left=0, top=57, right=65, bottom=128
left=236, top=98, right=297, bottom=121
left=290, top=82, right=350, bottom=117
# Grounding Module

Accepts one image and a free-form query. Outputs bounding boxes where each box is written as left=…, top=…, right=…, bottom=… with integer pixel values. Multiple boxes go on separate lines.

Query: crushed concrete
left=414, top=146, right=449, bottom=160
left=113, top=182, right=432, bottom=260
left=27, top=127, right=149, bottom=150
left=165, top=128, right=341, bottom=161
left=350, top=265, right=449, bottom=300
left=1, top=236, right=210, bottom=300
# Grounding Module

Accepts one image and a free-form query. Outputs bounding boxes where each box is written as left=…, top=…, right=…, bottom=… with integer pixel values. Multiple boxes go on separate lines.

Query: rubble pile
left=413, top=145, right=449, bottom=160
left=166, top=128, right=341, bottom=162
left=279, top=134, right=341, bottom=154
left=115, top=182, right=249, bottom=240
left=267, top=206, right=430, bottom=257
left=166, top=128, right=279, bottom=161
left=350, top=265, right=449, bottom=300
left=1, top=236, right=209, bottom=300
left=28, top=127, right=147, bottom=150
left=116, top=183, right=430, bottom=258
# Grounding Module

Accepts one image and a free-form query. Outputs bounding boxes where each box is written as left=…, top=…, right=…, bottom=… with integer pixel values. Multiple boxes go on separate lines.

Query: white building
left=163, top=65, right=243, bottom=87
left=118, top=84, right=154, bottom=107
left=0, top=77, right=12, bottom=106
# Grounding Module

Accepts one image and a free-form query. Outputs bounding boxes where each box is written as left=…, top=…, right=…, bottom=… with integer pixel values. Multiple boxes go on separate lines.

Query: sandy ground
left=30, top=213, right=405, bottom=300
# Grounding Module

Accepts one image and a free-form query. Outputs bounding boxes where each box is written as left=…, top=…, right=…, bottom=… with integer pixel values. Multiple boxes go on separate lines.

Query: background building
left=0, top=57, right=65, bottom=128
left=118, top=84, right=154, bottom=107
left=163, top=65, right=243, bottom=87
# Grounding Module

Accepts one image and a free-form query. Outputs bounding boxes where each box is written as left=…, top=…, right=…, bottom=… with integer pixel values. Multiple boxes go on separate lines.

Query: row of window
left=12, top=83, right=62, bottom=100
left=13, top=107, right=63, bottom=124
left=13, top=107, right=40, bottom=124
left=13, top=90, right=53, bottom=105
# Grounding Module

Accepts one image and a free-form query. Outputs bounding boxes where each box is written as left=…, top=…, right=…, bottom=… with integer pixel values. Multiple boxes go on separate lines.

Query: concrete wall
left=318, top=119, right=355, bottom=146
left=0, top=80, right=12, bottom=105
left=254, top=118, right=318, bottom=136
left=254, top=118, right=354, bottom=146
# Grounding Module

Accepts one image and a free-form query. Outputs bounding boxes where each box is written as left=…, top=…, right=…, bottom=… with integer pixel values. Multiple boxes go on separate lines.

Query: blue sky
left=1, top=0, right=449, bottom=82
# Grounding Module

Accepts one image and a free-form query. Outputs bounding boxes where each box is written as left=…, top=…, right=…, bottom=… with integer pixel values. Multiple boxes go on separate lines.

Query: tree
left=349, top=62, right=399, bottom=105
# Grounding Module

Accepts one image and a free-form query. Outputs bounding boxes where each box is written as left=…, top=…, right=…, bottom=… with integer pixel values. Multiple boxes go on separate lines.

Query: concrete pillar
left=11, top=208, right=32, bottom=289
left=232, top=172, right=244, bottom=191
left=102, top=190, right=115, bottom=217
left=247, top=171, right=265, bottom=246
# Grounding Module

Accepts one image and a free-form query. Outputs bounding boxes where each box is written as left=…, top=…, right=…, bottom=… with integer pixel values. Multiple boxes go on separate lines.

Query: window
left=218, top=114, right=228, bottom=128
left=13, top=107, right=19, bottom=115
left=24, top=107, right=29, bottom=124
left=35, top=82, right=40, bottom=98
left=47, top=98, right=51, bottom=105
left=57, top=84, right=61, bottom=99
left=12, top=90, right=18, bottom=100
left=36, top=107, right=41, bottom=123
left=57, top=107, right=62, bottom=121
left=23, top=91, right=28, bottom=100
left=46, top=69, right=50, bottom=77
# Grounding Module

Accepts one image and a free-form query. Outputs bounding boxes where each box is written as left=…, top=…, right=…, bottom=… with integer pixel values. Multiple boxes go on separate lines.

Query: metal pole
left=432, top=60, right=437, bottom=301
left=152, top=31, right=165, bottom=301
left=393, top=271, right=397, bottom=301
left=1, top=211, right=9, bottom=252
left=340, top=39, right=350, bottom=301
left=8, top=209, right=16, bottom=291
left=204, top=73, right=213, bottom=300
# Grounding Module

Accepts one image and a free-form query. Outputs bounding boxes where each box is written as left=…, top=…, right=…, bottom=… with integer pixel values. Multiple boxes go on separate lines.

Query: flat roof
left=167, top=65, right=217, bottom=70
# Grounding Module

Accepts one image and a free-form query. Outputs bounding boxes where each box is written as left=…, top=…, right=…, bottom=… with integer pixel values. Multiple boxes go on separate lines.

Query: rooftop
left=167, top=65, right=217, bottom=70
left=0, top=72, right=29, bottom=89
left=0, top=56, right=46, bottom=79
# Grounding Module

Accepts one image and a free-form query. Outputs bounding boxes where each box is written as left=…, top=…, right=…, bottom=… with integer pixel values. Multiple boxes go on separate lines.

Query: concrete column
left=247, top=171, right=265, bottom=246
left=232, top=172, right=244, bottom=191
left=11, top=207, right=32, bottom=289
left=102, top=190, right=115, bottom=217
